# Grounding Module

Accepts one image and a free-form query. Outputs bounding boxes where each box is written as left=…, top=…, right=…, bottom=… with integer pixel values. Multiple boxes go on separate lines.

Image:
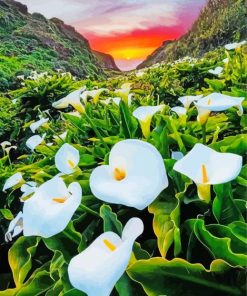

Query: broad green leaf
left=128, top=257, right=242, bottom=296
left=213, top=183, right=243, bottom=224
left=100, top=204, right=122, bottom=235
left=187, top=219, right=247, bottom=266
left=9, top=236, right=40, bottom=287
left=43, top=221, right=81, bottom=263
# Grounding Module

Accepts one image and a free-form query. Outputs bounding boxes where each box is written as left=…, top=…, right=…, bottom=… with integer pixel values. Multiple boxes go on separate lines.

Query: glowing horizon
left=19, top=0, right=207, bottom=70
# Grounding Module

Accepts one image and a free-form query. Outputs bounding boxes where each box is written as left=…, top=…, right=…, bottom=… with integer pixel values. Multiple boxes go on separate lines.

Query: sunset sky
left=19, top=0, right=207, bottom=70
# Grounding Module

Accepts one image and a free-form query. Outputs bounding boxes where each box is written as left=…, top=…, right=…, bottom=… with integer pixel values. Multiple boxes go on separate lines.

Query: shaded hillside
left=93, top=50, right=121, bottom=72
left=0, top=0, right=106, bottom=90
left=138, top=0, right=247, bottom=68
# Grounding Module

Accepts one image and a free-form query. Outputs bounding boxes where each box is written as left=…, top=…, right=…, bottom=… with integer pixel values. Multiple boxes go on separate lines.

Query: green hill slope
left=0, top=0, right=106, bottom=90
left=138, top=0, right=247, bottom=68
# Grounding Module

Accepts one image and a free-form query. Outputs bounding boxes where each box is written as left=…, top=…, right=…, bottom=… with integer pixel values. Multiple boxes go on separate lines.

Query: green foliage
left=0, top=41, right=246, bottom=296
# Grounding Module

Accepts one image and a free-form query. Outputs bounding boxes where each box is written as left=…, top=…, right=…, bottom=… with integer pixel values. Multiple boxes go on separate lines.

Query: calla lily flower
left=21, top=181, right=37, bottom=199
left=133, top=105, right=164, bottom=138
left=55, top=143, right=80, bottom=174
left=81, top=88, right=107, bottom=104
left=178, top=95, right=203, bottom=109
left=5, top=177, right=82, bottom=240
left=113, top=94, right=132, bottom=106
left=173, top=143, right=242, bottom=202
left=195, top=93, right=244, bottom=124
left=225, top=41, right=246, bottom=50
left=171, top=106, right=187, bottom=117
left=26, top=134, right=46, bottom=152
left=2, top=172, right=24, bottom=192
left=0, top=141, right=11, bottom=150
left=68, top=217, right=144, bottom=296
left=53, top=131, right=68, bottom=142
left=5, top=146, right=17, bottom=155
left=52, top=87, right=85, bottom=113
left=208, top=66, right=223, bottom=76
left=30, top=117, right=49, bottom=133
left=90, top=139, right=168, bottom=210
left=114, top=87, right=131, bottom=105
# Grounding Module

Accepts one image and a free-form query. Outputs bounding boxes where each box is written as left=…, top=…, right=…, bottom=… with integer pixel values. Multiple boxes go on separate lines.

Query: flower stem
left=78, top=204, right=100, bottom=218
left=202, top=123, right=207, bottom=144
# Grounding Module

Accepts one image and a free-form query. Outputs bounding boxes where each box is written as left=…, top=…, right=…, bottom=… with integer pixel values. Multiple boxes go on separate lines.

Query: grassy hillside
left=138, top=0, right=247, bottom=68
left=0, top=0, right=106, bottom=91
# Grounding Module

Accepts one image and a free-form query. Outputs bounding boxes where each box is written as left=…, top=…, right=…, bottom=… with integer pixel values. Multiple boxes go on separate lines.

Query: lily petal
left=68, top=217, right=143, bottom=296
left=26, top=134, right=46, bottom=152
left=133, top=105, right=164, bottom=138
left=195, top=93, right=244, bottom=115
left=178, top=95, right=203, bottom=109
left=171, top=106, right=187, bottom=117
left=173, top=143, right=242, bottom=185
left=23, top=177, right=82, bottom=238
left=55, top=143, right=80, bottom=175
left=30, top=117, right=49, bottom=133
left=90, top=139, right=168, bottom=210
left=3, top=172, right=23, bottom=192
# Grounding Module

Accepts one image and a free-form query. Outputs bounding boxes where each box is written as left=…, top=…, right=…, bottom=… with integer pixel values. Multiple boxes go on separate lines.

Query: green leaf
left=0, top=208, right=14, bottom=220
left=8, top=236, right=40, bottom=287
left=43, top=221, right=81, bottom=263
left=187, top=219, right=247, bottom=266
left=119, top=101, right=137, bottom=138
left=100, top=204, right=122, bottom=235
left=128, top=257, right=242, bottom=296
left=228, top=221, right=247, bottom=244
left=213, top=183, right=244, bottom=225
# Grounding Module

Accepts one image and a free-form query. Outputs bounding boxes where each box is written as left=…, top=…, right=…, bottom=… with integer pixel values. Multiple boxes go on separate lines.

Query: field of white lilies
left=0, top=42, right=246, bottom=296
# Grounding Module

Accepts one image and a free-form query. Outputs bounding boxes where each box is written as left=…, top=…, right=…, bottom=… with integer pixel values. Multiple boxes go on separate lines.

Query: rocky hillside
left=138, top=0, right=247, bottom=68
left=93, top=50, right=121, bottom=72
left=0, top=0, right=106, bottom=90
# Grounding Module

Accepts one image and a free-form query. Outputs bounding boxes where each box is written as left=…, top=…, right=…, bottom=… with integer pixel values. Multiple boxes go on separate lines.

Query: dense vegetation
left=0, top=0, right=106, bottom=91
left=138, top=0, right=247, bottom=68
left=0, top=39, right=246, bottom=295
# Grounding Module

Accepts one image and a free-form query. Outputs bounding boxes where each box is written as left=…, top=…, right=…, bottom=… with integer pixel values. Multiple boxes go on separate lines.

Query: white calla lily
left=225, top=41, right=246, bottom=50
left=53, top=131, right=68, bottom=142
left=3, top=172, right=24, bottom=192
left=5, top=146, right=17, bottom=154
left=173, top=143, right=242, bottom=202
left=26, top=134, right=46, bottom=152
left=195, top=93, right=244, bottom=124
left=90, top=139, right=168, bottom=210
left=68, top=217, right=144, bottom=296
left=133, top=105, right=164, bottom=138
left=178, top=95, right=203, bottom=109
left=52, top=87, right=85, bottom=113
left=6, top=177, right=82, bottom=240
left=21, top=181, right=37, bottom=199
left=114, top=87, right=131, bottom=105
left=55, top=143, right=80, bottom=174
left=208, top=66, right=223, bottom=76
left=112, top=94, right=132, bottom=106
left=1, top=141, right=11, bottom=150
left=30, top=117, right=49, bottom=133
left=171, top=106, right=187, bottom=117
left=81, top=88, right=107, bottom=104
left=101, top=98, right=113, bottom=105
